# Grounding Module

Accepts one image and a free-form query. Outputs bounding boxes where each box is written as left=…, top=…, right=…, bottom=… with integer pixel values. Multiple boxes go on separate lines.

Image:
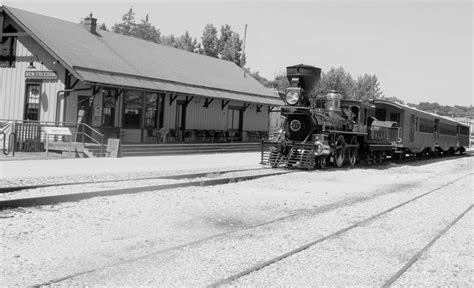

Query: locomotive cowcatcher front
left=261, top=64, right=398, bottom=169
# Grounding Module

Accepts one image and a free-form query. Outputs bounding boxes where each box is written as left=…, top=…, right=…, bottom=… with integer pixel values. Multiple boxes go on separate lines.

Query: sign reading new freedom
left=25, top=71, right=58, bottom=80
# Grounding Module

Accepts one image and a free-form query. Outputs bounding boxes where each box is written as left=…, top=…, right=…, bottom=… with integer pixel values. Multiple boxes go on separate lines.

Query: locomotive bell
left=286, top=64, right=322, bottom=99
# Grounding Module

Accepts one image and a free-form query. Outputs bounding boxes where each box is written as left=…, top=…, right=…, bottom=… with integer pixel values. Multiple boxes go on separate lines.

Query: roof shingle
left=5, top=6, right=282, bottom=105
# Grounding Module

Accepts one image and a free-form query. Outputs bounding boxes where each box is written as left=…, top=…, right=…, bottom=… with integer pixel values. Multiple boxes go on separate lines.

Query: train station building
left=0, top=6, right=282, bottom=150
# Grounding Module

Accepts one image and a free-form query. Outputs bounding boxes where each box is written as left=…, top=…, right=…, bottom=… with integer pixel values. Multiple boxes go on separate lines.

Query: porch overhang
left=75, top=68, right=283, bottom=106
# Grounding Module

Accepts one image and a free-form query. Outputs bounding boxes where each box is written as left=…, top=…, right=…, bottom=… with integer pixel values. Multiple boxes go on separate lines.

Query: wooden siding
left=163, top=94, right=269, bottom=131
left=0, top=37, right=65, bottom=122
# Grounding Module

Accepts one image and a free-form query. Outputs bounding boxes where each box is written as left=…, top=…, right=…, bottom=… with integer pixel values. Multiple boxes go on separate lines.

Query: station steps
left=84, top=142, right=261, bottom=157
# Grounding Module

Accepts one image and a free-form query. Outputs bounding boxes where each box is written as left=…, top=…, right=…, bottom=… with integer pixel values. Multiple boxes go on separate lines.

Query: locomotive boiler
left=261, top=64, right=398, bottom=169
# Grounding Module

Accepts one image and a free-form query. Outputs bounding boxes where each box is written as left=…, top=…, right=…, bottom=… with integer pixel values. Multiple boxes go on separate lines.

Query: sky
left=3, top=0, right=473, bottom=106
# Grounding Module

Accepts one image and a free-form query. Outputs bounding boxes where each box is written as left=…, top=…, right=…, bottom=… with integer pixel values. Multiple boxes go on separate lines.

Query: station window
left=0, top=25, right=17, bottom=68
left=145, top=92, right=158, bottom=128
left=24, top=83, right=41, bottom=121
left=123, top=90, right=143, bottom=128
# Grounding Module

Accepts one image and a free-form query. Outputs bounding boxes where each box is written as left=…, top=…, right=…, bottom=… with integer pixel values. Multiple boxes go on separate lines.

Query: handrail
left=1, top=119, right=106, bottom=157
left=1, top=132, right=16, bottom=156
left=9, top=132, right=15, bottom=156
left=1, top=132, right=7, bottom=155
left=0, top=124, right=15, bottom=156
left=79, top=123, right=105, bottom=157
left=371, top=125, right=401, bottom=143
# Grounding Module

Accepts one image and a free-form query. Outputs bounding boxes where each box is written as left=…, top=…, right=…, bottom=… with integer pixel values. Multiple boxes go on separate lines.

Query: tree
left=271, top=70, right=290, bottom=92
left=99, top=23, right=108, bottom=31
left=193, top=39, right=204, bottom=54
left=405, top=102, right=473, bottom=118
left=312, top=67, right=355, bottom=98
left=112, top=7, right=136, bottom=36
left=201, top=24, right=219, bottom=58
left=247, top=70, right=272, bottom=87
left=381, top=96, right=405, bottom=104
left=220, top=32, right=243, bottom=66
left=240, top=52, right=247, bottom=68
left=177, top=31, right=196, bottom=52
left=354, top=74, right=383, bottom=100
left=133, top=14, right=161, bottom=43
left=218, top=24, right=233, bottom=56
left=161, top=34, right=179, bottom=48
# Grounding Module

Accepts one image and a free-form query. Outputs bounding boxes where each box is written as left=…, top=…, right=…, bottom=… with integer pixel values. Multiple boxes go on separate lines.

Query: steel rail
left=0, top=170, right=289, bottom=209
left=29, top=172, right=470, bottom=287
left=0, top=167, right=266, bottom=194
left=382, top=204, right=473, bottom=287
left=207, top=173, right=472, bottom=288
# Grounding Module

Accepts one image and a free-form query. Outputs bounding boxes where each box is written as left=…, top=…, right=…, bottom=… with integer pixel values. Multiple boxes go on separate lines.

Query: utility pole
left=242, top=24, right=247, bottom=74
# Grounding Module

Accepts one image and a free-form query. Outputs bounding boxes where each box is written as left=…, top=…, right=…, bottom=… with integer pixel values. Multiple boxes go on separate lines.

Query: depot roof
left=3, top=6, right=283, bottom=105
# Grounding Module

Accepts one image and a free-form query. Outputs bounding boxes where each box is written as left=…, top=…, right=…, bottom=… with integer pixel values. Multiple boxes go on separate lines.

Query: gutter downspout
left=55, top=88, right=91, bottom=125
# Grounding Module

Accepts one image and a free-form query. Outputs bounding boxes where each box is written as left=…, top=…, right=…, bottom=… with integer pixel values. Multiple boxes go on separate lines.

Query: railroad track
left=3, top=152, right=469, bottom=198
left=208, top=173, right=472, bottom=287
left=0, top=167, right=265, bottom=194
left=29, top=172, right=472, bottom=287
left=382, top=204, right=472, bottom=287
left=0, top=168, right=291, bottom=209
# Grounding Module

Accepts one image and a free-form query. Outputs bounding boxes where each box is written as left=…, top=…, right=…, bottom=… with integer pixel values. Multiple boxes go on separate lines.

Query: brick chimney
left=83, top=13, right=97, bottom=34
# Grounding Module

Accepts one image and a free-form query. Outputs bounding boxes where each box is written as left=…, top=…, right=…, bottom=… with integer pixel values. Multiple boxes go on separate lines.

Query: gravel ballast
left=231, top=174, right=472, bottom=286
left=1, top=155, right=472, bottom=286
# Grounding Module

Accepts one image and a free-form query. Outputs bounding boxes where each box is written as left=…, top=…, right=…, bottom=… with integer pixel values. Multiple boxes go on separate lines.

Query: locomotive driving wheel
left=347, top=136, right=358, bottom=166
left=318, top=157, right=327, bottom=169
left=333, top=135, right=346, bottom=168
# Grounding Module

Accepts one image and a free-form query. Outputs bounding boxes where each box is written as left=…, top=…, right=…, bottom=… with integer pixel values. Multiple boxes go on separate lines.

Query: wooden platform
left=44, top=141, right=261, bottom=158
left=120, top=142, right=261, bottom=157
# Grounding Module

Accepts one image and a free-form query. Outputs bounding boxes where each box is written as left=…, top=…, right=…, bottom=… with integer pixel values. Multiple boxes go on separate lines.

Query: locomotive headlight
left=285, top=88, right=301, bottom=105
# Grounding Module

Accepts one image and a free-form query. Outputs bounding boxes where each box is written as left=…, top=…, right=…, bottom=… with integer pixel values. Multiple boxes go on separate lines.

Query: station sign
left=25, top=70, right=58, bottom=80
left=42, top=126, right=72, bottom=136
left=106, top=139, right=121, bottom=158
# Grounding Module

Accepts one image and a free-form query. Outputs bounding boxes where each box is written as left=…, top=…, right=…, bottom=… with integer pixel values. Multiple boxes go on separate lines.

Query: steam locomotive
left=261, top=64, right=470, bottom=169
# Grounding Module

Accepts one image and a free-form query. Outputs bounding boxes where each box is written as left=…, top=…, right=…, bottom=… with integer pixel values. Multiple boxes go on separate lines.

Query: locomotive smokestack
left=286, top=64, right=322, bottom=98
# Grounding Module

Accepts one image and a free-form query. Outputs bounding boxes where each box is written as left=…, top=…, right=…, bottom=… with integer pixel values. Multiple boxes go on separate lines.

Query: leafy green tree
left=201, top=24, right=219, bottom=58
left=133, top=14, right=161, bottom=43
left=112, top=7, right=136, bottom=36
left=354, top=74, right=383, bottom=100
